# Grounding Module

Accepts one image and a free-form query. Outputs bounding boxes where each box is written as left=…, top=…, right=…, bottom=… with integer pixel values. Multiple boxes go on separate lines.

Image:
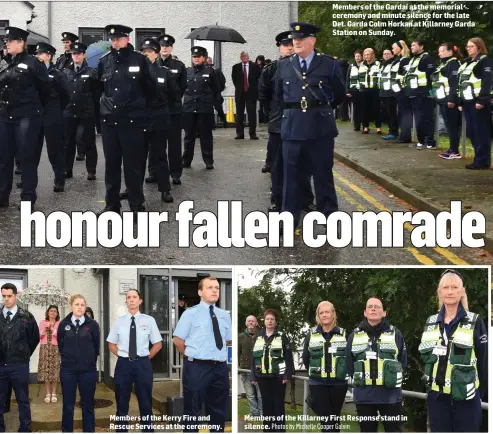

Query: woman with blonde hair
left=419, top=270, right=487, bottom=432
left=358, top=48, right=382, bottom=134
left=302, top=301, right=348, bottom=432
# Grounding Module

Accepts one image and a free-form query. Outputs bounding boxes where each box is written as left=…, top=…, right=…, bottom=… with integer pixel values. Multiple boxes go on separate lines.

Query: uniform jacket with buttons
left=147, top=58, right=178, bottom=130
left=259, top=58, right=283, bottom=134
left=63, top=62, right=100, bottom=118
left=0, top=51, right=51, bottom=119
left=0, top=307, right=40, bottom=364
left=183, top=64, right=219, bottom=114
left=43, top=63, right=71, bottom=125
left=55, top=52, right=73, bottom=71
left=57, top=313, right=100, bottom=372
left=275, top=52, right=345, bottom=141
left=161, top=56, right=187, bottom=114
left=97, top=46, right=154, bottom=121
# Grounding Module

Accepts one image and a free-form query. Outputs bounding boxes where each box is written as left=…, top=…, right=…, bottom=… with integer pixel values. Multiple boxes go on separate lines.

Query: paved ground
left=0, top=124, right=490, bottom=265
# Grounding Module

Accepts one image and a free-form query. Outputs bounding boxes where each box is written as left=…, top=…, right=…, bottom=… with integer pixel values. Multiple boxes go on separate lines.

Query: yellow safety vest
left=458, top=56, right=486, bottom=101
left=431, top=57, right=457, bottom=100
left=419, top=310, right=479, bottom=400
left=404, top=52, right=429, bottom=89
left=379, top=61, right=394, bottom=91
left=349, top=64, right=360, bottom=90
left=351, top=326, right=403, bottom=388
left=308, top=327, right=347, bottom=380
left=252, top=333, right=286, bottom=375
left=358, top=61, right=381, bottom=89
left=389, top=57, right=408, bottom=93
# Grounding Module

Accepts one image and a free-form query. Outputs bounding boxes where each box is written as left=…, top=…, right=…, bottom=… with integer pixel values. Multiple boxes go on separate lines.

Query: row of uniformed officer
left=55, top=32, right=77, bottom=71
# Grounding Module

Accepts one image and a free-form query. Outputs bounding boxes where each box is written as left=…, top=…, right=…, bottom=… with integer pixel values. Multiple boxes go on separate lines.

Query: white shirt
left=242, top=62, right=249, bottom=79
left=71, top=315, right=85, bottom=327
left=3, top=305, right=18, bottom=319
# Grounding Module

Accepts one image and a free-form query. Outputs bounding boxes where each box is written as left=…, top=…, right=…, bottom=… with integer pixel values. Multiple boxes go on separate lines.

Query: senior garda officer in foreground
left=107, top=289, right=163, bottom=432
left=275, top=23, right=345, bottom=234
left=173, top=277, right=232, bottom=432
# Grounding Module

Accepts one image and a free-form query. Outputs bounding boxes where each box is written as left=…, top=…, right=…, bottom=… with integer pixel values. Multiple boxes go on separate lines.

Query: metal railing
left=238, top=369, right=488, bottom=432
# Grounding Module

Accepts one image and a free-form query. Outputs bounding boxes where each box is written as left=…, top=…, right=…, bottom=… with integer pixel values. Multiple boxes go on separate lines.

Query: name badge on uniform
left=432, top=345, right=447, bottom=356
left=328, top=347, right=337, bottom=354
left=65, top=325, right=71, bottom=331
left=48, top=75, right=54, bottom=78
left=81, top=74, right=90, bottom=78
left=366, top=351, right=377, bottom=360
left=129, top=66, right=140, bottom=72
left=410, top=78, right=418, bottom=89
left=171, top=69, right=178, bottom=73
left=157, top=77, right=165, bottom=83
left=17, top=63, right=28, bottom=70
left=202, top=74, right=209, bottom=77
left=392, top=83, right=401, bottom=93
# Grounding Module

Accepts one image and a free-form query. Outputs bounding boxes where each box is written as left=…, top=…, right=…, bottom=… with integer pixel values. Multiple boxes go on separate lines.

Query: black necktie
left=6, top=311, right=12, bottom=324
left=209, top=305, right=223, bottom=350
left=129, top=316, right=137, bottom=359
left=301, top=59, right=307, bottom=74
left=75, top=67, right=79, bottom=74
left=75, top=319, right=80, bottom=331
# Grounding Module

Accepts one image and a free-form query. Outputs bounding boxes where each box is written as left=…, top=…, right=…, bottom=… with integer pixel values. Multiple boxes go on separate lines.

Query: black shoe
left=261, top=165, right=271, bottom=173
left=53, top=183, right=65, bottom=193
left=65, top=171, right=73, bottom=179
left=161, top=191, right=174, bottom=203
left=234, top=135, right=244, bottom=140
left=397, top=139, right=412, bottom=144
left=145, top=175, right=157, bottom=183
left=268, top=204, right=281, bottom=212
left=98, top=206, right=121, bottom=216
left=87, top=173, right=96, bottom=181
left=172, top=177, right=182, bottom=185
left=119, top=190, right=128, bottom=200
left=182, top=162, right=191, bottom=168
left=354, top=128, right=361, bottom=132
left=14, top=167, right=21, bottom=175
left=76, top=152, right=85, bottom=161
left=206, top=163, right=214, bottom=170
left=16, top=182, right=22, bottom=189
left=303, top=203, right=317, bottom=212
left=250, top=135, right=259, bottom=140
left=465, top=163, right=490, bottom=170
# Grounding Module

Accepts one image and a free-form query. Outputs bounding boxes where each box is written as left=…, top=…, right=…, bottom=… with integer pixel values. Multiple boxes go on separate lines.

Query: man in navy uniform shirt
left=173, top=277, right=232, bottom=432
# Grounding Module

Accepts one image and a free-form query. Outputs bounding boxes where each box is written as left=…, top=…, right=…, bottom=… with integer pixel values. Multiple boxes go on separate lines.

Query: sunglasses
left=440, top=269, right=463, bottom=281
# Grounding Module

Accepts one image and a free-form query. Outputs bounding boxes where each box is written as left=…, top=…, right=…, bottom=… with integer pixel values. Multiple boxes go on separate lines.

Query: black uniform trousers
left=64, top=117, right=98, bottom=174
left=235, top=94, right=257, bottom=137
left=356, top=402, right=403, bottom=432
left=0, top=116, right=43, bottom=205
left=350, top=91, right=363, bottom=130
left=115, top=357, right=154, bottom=432
left=0, top=363, right=31, bottom=432
left=182, top=359, right=229, bottom=433
left=463, top=102, right=492, bottom=167
left=439, top=104, right=461, bottom=154
left=337, top=97, right=350, bottom=122
left=144, top=129, right=171, bottom=192
left=182, top=113, right=214, bottom=166
left=60, top=369, right=97, bottom=433
left=397, top=94, right=412, bottom=142
left=410, top=95, right=436, bottom=146
left=382, top=97, right=399, bottom=136
left=39, top=113, right=66, bottom=186
left=309, top=384, right=348, bottom=433
left=214, top=96, right=227, bottom=124
left=427, top=391, right=482, bottom=432
left=361, top=89, right=381, bottom=129
left=256, top=377, right=286, bottom=432
left=101, top=120, right=146, bottom=210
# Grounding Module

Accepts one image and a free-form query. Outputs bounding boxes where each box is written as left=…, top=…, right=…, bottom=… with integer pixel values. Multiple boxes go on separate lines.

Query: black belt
left=119, top=355, right=146, bottom=361
left=184, top=356, right=224, bottom=364
left=284, top=101, right=330, bottom=110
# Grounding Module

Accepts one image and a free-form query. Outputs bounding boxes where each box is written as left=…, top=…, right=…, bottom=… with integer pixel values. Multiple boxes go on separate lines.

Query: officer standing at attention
left=107, top=289, right=163, bottom=432
left=173, top=277, right=232, bottom=432
left=0, top=283, right=40, bottom=432
left=275, top=23, right=345, bottom=234
left=34, top=42, right=70, bottom=193
left=97, top=24, right=154, bottom=218
left=55, top=32, right=78, bottom=71
left=182, top=46, right=219, bottom=170
left=0, top=27, right=50, bottom=210
left=345, top=297, right=407, bottom=432
left=63, top=42, right=99, bottom=180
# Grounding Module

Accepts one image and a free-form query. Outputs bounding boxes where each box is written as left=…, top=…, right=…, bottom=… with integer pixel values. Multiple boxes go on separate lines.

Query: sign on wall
left=119, top=279, right=136, bottom=294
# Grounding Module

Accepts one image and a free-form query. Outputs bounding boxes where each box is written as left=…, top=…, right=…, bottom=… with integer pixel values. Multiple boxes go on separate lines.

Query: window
left=135, top=28, right=165, bottom=48
left=190, top=27, right=220, bottom=67
left=0, top=20, right=8, bottom=49
left=0, top=269, right=28, bottom=309
left=79, top=27, right=105, bottom=46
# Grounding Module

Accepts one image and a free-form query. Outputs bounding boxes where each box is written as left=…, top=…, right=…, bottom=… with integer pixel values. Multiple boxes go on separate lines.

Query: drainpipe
left=60, top=268, right=65, bottom=317
left=47, top=1, right=52, bottom=44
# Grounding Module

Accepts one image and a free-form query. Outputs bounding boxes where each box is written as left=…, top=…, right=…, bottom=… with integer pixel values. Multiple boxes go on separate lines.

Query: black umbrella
left=185, top=25, right=246, bottom=44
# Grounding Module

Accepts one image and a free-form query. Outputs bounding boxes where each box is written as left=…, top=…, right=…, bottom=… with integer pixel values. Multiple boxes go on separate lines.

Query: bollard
left=226, top=96, right=235, bottom=123
left=461, top=111, right=467, bottom=157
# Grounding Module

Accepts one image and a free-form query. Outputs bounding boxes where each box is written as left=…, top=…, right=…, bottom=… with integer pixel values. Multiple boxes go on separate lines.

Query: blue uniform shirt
left=107, top=311, right=162, bottom=357
left=71, top=315, right=85, bottom=327
left=3, top=305, right=18, bottom=319
left=173, top=301, right=232, bottom=362
left=299, top=50, right=315, bottom=70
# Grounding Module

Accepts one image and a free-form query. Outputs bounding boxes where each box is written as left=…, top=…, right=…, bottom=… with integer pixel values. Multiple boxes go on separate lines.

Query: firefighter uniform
left=358, top=59, right=381, bottom=132
left=458, top=54, right=492, bottom=169
left=346, top=318, right=407, bottom=433
left=419, top=303, right=487, bottom=432
left=302, top=326, right=348, bottom=433
left=251, top=327, right=293, bottom=432
left=55, top=32, right=78, bottom=71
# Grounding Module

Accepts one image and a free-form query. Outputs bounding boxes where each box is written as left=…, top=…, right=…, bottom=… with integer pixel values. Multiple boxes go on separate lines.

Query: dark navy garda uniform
left=63, top=42, right=99, bottom=177
left=97, top=25, right=154, bottom=213
left=392, top=55, right=412, bottom=143
left=0, top=27, right=51, bottom=207
left=419, top=302, right=487, bottom=432
left=302, top=325, right=348, bottom=433
left=182, top=46, right=219, bottom=169
left=55, top=32, right=78, bottom=71
left=0, top=304, right=40, bottom=432
left=458, top=54, right=492, bottom=169
left=380, top=56, right=400, bottom=139
left=275, top=23, right=345, bottom=229
left=57, top=313, right=100, bottom=432
left=345, top=318, right=407, bottom=432
left=35, top=43, right=70, bottom=191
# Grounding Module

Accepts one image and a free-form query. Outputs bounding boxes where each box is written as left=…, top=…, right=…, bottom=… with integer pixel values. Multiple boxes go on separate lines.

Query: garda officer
left=302, top=301, right=348, bottom=433
left=358, top=48, right=381, bottom=134
left=34, top=42, right=70, bottom=193
left=57, top=294, right=100, bottom=432
left=251, top=308, right=292, bottom=432
left=107, top=289, right=163, bottom=432
left=345, top=297, right=407, bottom=432
left=97, top=24, right=153, bottom=217
left=419, top=270, right=487, bottom=432
left=346, top=50, right=363, bottom=131
left=145, top=34, right=187, bottom=186
left=431, top=43, right=462, bottom=160
left=0, top=283, right=40, bottom=432
left=0, top=27, right=50, bottom=210
left=404, top=40, right=437, bottom=149
left=55, top=32, right=78, bottom=71
left=379, top=49, right=400, bottom=141
left=182, top=46, right=219, bottom=170
left=63, top=42, right=99, bottom=180
left=458, top=37, right=492, bottom=169
left=173, top=277, right=232, bottom=432
left=275, top=22, right=345, bottom=232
